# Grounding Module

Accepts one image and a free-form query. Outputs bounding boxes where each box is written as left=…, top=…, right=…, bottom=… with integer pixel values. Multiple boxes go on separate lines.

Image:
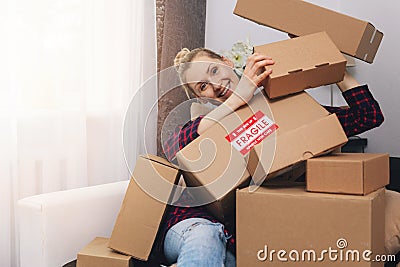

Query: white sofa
left=18, top=181, right=129, bottom=267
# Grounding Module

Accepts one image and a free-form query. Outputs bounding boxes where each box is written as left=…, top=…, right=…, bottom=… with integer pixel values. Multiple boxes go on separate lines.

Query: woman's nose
left=209, top=78, right=221, bottom=91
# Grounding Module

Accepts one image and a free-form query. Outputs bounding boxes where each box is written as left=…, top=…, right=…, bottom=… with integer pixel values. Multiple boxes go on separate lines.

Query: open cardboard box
left=177, top=91, right=348, bottom=223
left=108, top=155, right=181, bottom=261
left=255, top=31, right=347, bottom=99
left=307, top=153, right=390, bottom=195
left=234, top=0, right=383, bottom=63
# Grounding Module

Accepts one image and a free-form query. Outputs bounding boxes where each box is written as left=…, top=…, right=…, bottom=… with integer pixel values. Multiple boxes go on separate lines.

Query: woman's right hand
left=228, top=53, right=274, bottom=107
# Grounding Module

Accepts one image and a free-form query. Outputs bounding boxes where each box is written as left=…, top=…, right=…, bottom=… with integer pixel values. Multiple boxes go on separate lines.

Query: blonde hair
left=174, top=47, right=223, bottom=99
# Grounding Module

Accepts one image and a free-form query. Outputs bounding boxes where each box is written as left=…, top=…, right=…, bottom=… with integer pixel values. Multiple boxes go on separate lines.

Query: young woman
left=161, top=47, right=387, bottom=267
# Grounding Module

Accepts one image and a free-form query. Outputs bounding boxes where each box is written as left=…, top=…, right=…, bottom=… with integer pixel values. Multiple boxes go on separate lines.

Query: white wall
left=206, top=0, right=400, bottom=156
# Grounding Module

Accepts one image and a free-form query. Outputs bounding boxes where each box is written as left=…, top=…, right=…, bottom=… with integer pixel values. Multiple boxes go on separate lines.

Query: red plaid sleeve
left=323, top=85, right=384, bottom=137
left=163, top=116, right=204, bottom=161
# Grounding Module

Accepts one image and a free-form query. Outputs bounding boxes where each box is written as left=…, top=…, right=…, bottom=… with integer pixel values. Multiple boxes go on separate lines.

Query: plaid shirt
left=162, top=84, right=384, bottom=254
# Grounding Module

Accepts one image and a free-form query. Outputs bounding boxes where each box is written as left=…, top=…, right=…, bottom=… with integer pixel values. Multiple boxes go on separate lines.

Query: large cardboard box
left=77, top=237, right=132, bottom=267
left=236, top=186, right=386, bottom=266
left=177, top=91, right=347, bottom=223
left=234, top=0, right=383, bottom=63
left=254, top=32, right=347, bottom=99
left=108, top=155, right=180, bottom=260
left=307, top=153, right=390, bottom=195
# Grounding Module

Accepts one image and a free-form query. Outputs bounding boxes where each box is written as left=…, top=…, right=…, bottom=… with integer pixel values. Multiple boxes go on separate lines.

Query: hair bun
left=174, top=48, right=191, bottom=70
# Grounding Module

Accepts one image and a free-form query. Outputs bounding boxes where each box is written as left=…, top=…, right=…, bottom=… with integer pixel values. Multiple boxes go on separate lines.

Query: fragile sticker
left=225, top=111, right=278, bottom=155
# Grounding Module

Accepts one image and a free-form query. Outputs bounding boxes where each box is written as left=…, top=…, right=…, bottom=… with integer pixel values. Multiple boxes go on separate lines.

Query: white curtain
left=0, top=0, right=157, bottom=266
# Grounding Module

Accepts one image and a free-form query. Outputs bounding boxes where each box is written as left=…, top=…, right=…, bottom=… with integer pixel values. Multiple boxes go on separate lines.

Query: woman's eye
left=211, top=66, right=218, bottom=74
left=200, top=82, right=208, bottom=91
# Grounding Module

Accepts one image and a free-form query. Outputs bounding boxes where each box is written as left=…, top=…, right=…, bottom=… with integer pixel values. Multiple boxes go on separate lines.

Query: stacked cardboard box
left=307, top=153, right=390, bottom=195
left=236, top=186, right=386, bottom=266
left=231, top=153, right=386, bottom=266
left=231, top=2, right=387, bottom=266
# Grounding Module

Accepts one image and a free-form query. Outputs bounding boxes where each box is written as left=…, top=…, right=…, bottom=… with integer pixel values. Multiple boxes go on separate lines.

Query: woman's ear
left=221, top=56, right=234, bottom=68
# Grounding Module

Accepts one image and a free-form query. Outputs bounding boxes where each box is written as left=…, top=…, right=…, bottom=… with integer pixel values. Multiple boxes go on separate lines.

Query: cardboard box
left=254, top=32, right=347, bottom=99
left=177, top=91, right=347, bottom=223
left=77, top=237, right=132, bottom=267
left=108, top=155, right=180, bottom=260
left=236, top=186, right=385, bottom=266
left=307, top=153, right=390, bottom=195
left=234, top=0, right=383, bottom=63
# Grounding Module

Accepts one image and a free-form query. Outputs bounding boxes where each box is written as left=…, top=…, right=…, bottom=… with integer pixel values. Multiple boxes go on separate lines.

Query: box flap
left=79, top=237, right=131, bottom=260
left=140, top=154, right=178, bottom=170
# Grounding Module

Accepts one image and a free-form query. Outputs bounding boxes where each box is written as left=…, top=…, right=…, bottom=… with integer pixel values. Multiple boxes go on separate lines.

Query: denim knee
left=184, top=221, right=228, bottom=245
left=164, top=219, right=230, bottom=266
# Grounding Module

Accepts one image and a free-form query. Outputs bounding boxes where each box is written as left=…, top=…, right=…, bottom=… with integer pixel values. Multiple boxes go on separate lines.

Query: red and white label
left=225, top=111, right=278, bottom=155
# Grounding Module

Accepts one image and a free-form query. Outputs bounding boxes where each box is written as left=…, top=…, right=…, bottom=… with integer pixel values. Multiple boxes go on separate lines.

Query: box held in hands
left=254, top=32, right=347, bottom=99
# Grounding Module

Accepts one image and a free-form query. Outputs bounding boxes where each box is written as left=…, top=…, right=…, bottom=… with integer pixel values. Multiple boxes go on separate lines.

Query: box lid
left=254, top=32, right=346, bottom=79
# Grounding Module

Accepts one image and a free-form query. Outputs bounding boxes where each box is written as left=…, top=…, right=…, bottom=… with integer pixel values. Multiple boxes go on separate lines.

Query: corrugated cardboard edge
left=370, top=188, right=386, bottom=262
left=77, top=237, right=132, bottom=267
left=363, top=153, right=390, bottom=195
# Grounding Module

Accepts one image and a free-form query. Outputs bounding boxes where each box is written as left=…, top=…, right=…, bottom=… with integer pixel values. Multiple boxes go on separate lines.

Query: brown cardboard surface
left=108, top=155, right=180, bottom=260
left=254, top=32, right=346, bottom=98
left=307, top=153, right=390, bottom=195
left=236, top=186, right=385, bottom=266
left=234, top=0, right=383, bottom=63
left=176, top=117, right=251, bottom=224
left=246, top=92, right=348, bottom=184
left=177, top=91, right=347, bottom=223
left=77, top=237, right=132, bottom=267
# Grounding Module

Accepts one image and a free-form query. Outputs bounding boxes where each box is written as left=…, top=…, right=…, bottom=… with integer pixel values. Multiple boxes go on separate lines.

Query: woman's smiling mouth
left=218, top=81, right=231, bottom=97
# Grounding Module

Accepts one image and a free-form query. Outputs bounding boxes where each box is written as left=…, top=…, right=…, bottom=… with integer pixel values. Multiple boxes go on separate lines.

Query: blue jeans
left=164, top=218, right=236, bottom=267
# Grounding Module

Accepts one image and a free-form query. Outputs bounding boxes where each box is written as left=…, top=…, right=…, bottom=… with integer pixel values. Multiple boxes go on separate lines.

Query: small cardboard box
left=108, top=155, right=180, bottom=260
left=77, top=237, right=132, bottom=267
left=177, top=91, right=347, bottom=223
left=307, top=153, right=390, bottom=195
left=254, top=32, right=347, bottom=99
left=236, top=186, right=385, bottom=266
left=234, top=0, right=383, bottom=63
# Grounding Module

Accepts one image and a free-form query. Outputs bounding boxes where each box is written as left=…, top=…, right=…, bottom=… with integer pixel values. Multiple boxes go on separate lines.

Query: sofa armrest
left=18, top=180, right=129, bottom=267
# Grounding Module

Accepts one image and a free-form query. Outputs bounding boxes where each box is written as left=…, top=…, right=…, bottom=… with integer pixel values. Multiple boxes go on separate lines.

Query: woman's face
left=184, top=55, right=239, bottom=103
